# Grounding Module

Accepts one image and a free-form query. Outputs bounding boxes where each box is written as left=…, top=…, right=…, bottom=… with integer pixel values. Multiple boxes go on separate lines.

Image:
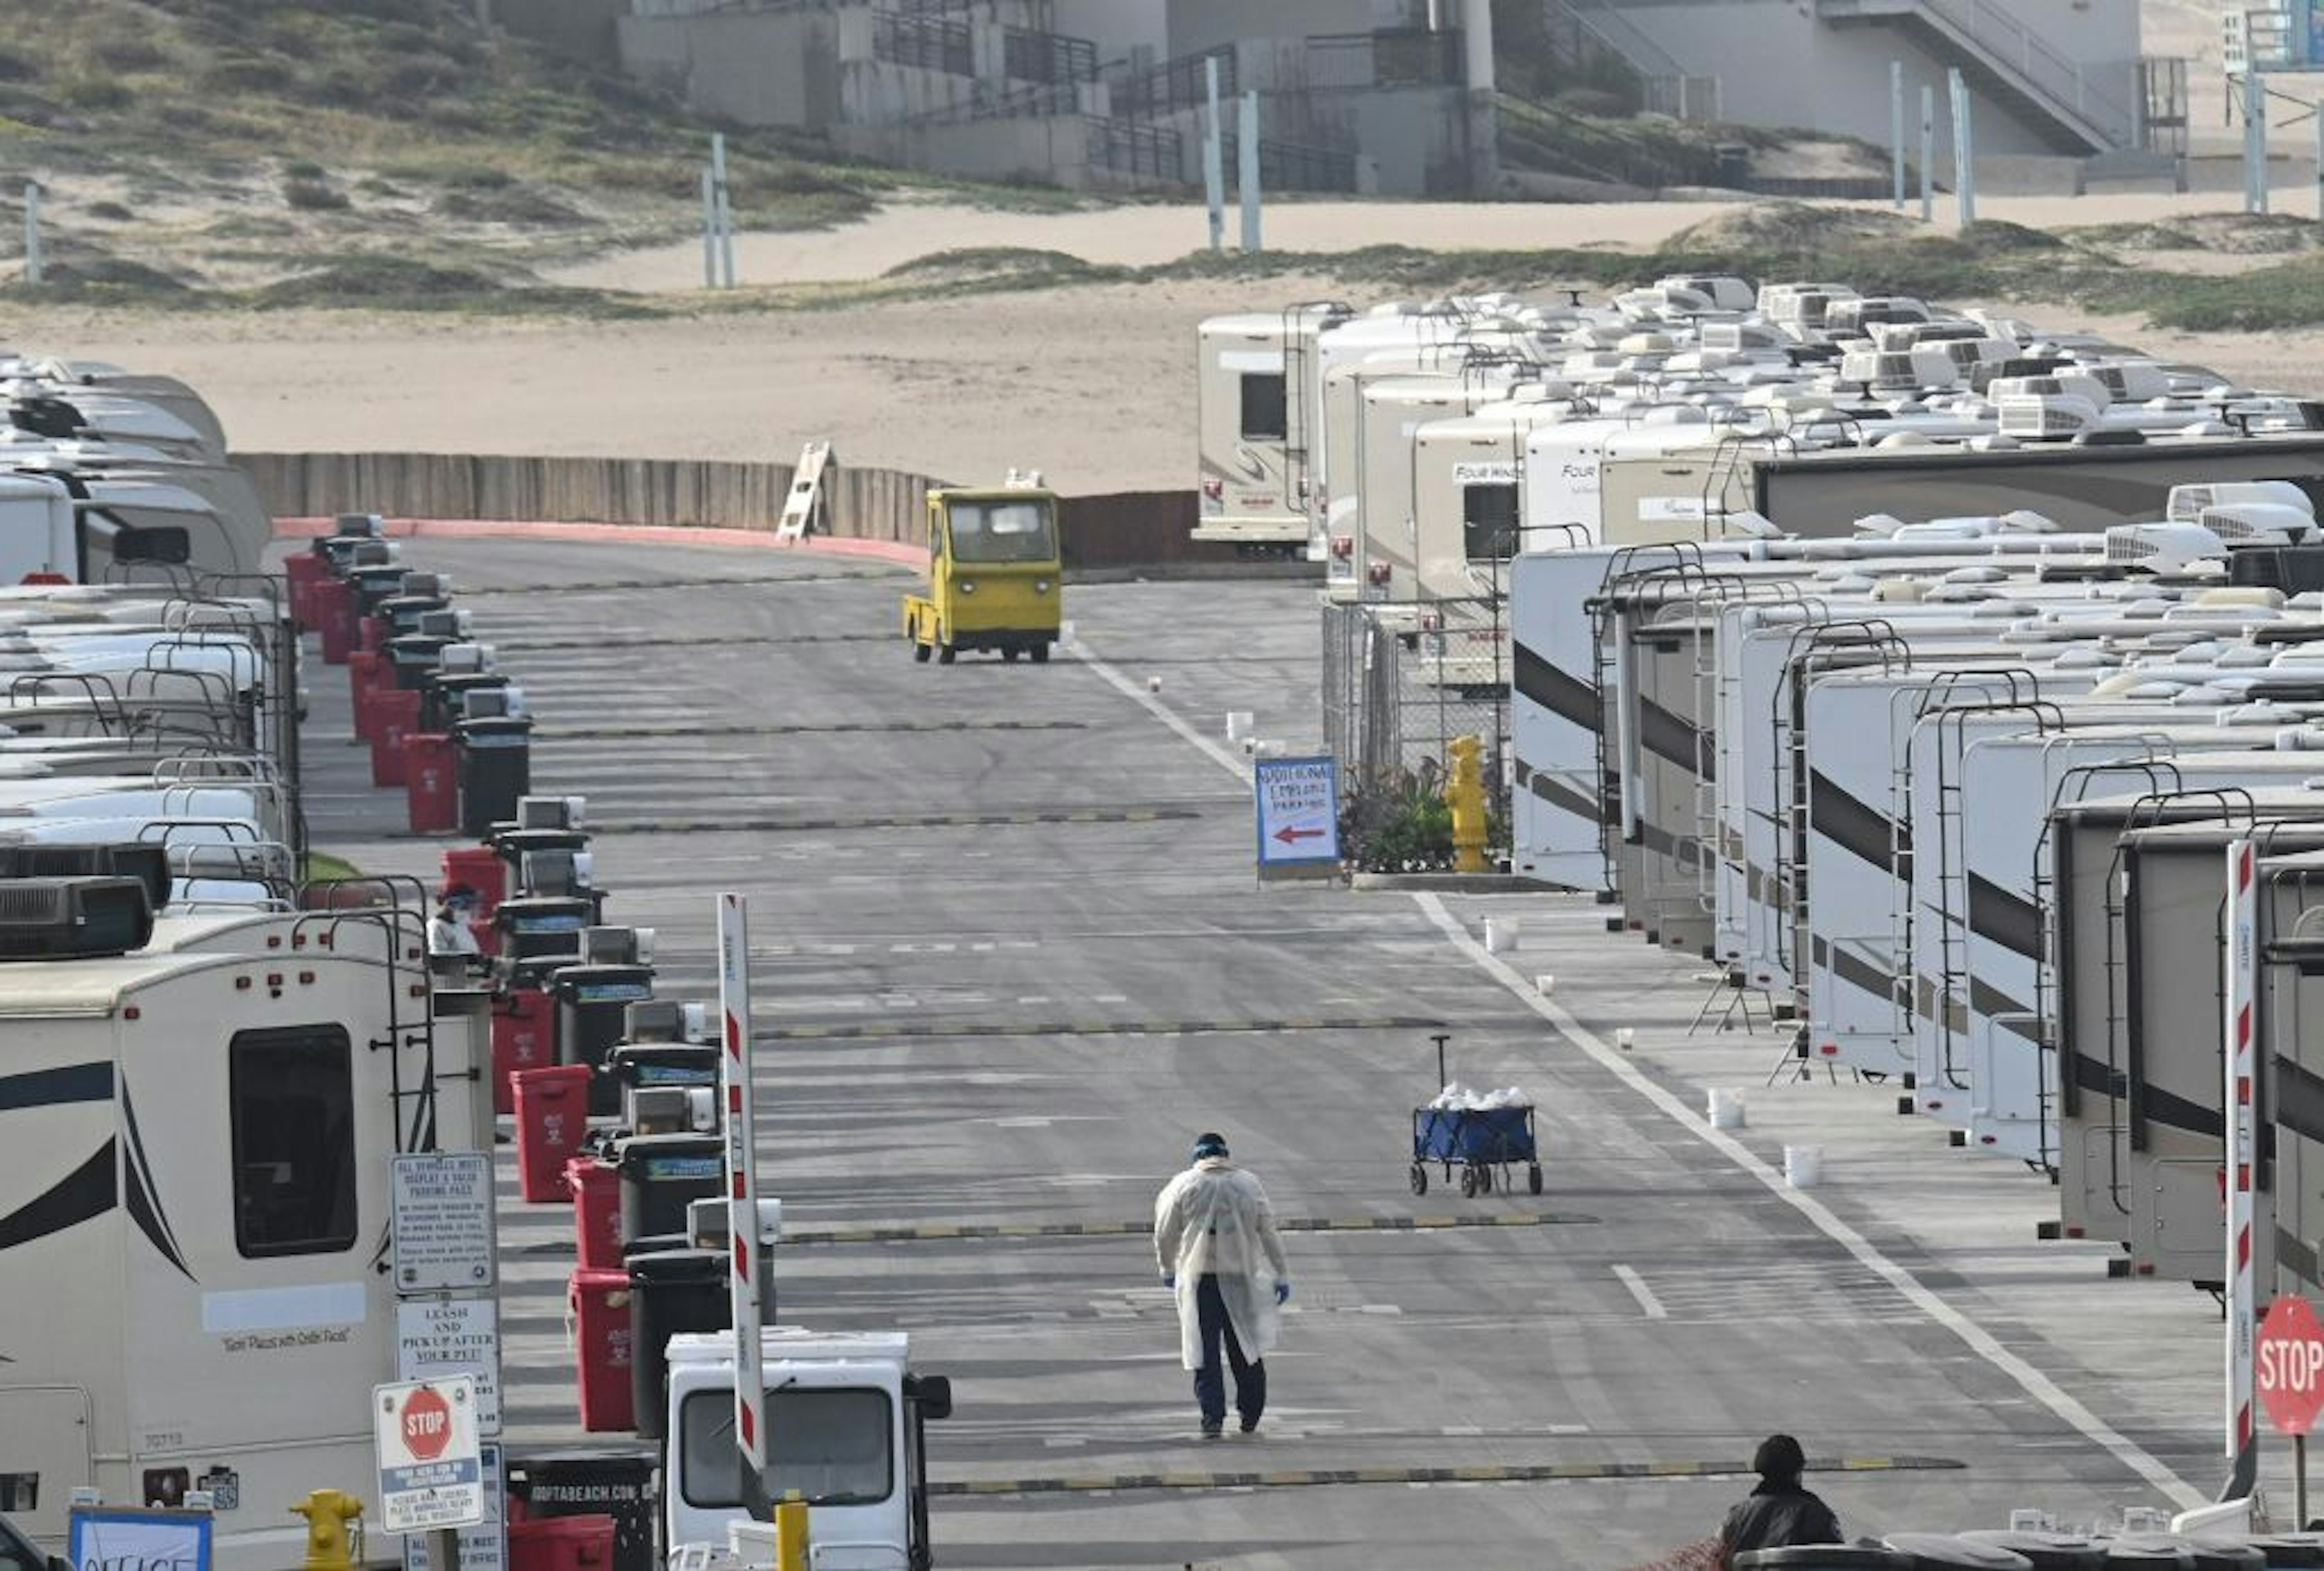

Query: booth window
left=1239, top=374, right=1287, bottom=442
left=1463, top=483, right=1520, bottom=562
left=230, top=1026, right=358, bottom=1258
left=680, top=1388, right=896, bottom=1508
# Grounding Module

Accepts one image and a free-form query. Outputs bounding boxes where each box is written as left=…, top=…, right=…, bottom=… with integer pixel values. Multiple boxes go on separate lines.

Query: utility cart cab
left=663, top=1329, right=950, bottom=1571
left=902, top=476, right=1061, bottom=665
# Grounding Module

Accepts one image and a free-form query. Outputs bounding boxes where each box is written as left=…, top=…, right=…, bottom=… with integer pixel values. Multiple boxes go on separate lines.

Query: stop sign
left=2259, top=1294, right=2324, bottom=1436
left=399, top=1385, right=453, bottom=1463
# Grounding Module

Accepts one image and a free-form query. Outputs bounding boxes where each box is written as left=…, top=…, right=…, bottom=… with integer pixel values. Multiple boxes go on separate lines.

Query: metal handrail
left=1912, top=0, right=2135, bottom=143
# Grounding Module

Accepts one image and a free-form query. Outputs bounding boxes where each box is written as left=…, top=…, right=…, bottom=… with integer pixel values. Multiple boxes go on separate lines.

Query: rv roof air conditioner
left=2168, top=481, right=2313, bottom=524
left=0, top=842, right=170, bottom=909
left=2106, top=523, right=2230, bottom=573
left=1997, top=393, right=2102, bottom=442
left=2199, top=502, right=2316, bottom=544
left=0, top=875, right=153, bottom=959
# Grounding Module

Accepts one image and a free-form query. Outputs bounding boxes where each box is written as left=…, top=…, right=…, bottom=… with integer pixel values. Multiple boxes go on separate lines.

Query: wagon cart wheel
left=913, top=639, right=932, bottom=664
left=1030, top=642, right=1051, bottom=664
left=1408, top=1162, right=1427, bottom=1196
left=1459, top=1165, right=1479, bottom=1198
left=1528, top=1164, right=1544, bottom=1195
left=1475, top=1162, right=1493, bottom=1194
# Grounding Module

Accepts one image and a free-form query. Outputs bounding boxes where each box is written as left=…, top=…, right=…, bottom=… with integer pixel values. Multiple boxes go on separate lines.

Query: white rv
left=1194, top=306, right=1348, bottom=552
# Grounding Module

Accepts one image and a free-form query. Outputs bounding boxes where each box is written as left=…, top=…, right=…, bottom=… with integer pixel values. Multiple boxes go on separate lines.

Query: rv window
left=680, top=1388, right=894, bottom=1509
left=1463, top=483, right=1521, bottom=562
left=1239, top=374, right=1287, bottom=442
left=229, top=1026, right=358, bottom=1259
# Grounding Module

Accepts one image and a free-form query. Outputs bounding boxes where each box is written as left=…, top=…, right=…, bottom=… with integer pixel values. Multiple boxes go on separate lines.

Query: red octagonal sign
left=399, top=1385, right=454, bottom=1463
left=2260, top=1294, right=2324, bottom=1437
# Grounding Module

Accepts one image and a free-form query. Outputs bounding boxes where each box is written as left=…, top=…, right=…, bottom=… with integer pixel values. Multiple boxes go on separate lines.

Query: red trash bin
left=442, top=845, right=508, bottom=920
left=371, top=688, right=422, bottom=788
left=511, top=1515, right=615, bottom=1571
left=566, top=1271, right=635, bottom=1433
left=286, top=553, right=326, bottom=630
left=313, top=578, right=356, bottom=665
left=350, top=650, right=387, bottom=743
left=566, top=1155, right=623, bottom=1271
left=407, top=732, right=459, bottom=835
left=359, top=614, right=387, bottom=655
left=513, top=1064, right=593, bottom=1202
left=492, top=987, right=554, bottom=1115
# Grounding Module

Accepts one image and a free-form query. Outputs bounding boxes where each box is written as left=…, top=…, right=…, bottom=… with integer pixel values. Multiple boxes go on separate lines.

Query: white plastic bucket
left=1784, top=1144, right=1822, bottom=1188
left=1225, top=711, right=1254, bottom=742
left=1707, top=1089, right=1745, bottom=1130
left=1483, top=918, right=1520, bottom=953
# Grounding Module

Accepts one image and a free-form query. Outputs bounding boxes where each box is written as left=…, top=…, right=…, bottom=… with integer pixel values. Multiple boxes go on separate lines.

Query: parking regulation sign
left=1254, top=755, right=1341, bottom=878
left=374, top=1378, right=485, bottom=1535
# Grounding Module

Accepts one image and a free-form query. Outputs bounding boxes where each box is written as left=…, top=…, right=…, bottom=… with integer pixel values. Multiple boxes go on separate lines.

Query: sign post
left=718, top=893, right=769, bottom=1515
left=1253, top=755, right=1341, bottom=882
left=392, top=1153, right=503, bottom=1571
left=2259, top=1294, right=2324, bottom=1521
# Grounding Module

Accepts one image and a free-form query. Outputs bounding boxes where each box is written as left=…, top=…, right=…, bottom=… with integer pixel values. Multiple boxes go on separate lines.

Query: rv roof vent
left=2122, top=680, right=2187, bottom=700
left=0, top=875, right=152, bottom=960
left=1940, top=565, right=2009, bottom=584
left=2170, top=684, right=2233, bottom=705
left=2052, top=646, right=2114, bottom=670
left=2195, top=585, right=2289, bottom=608
left=625, top=998, right=685, bottom=1042
left=1872, top=578, right=1926, bottom=603
left=1968, top=433, right=2021, bottom=451
left=2223, top=701, right=2292, bottom=725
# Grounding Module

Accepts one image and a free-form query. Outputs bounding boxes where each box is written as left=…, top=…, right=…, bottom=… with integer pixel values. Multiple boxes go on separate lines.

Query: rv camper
left=1194, top=306, right=1348, bottom=554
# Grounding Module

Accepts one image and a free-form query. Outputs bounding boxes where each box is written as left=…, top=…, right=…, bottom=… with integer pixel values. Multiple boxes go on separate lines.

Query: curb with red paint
left=272, top=516, right=927, bottom=569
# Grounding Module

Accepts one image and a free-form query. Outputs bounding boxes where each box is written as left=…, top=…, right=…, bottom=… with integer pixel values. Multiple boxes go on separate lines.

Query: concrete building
left=606, top=0, right=1498, bottom=196
left=1555, top=0, right=2158, bottom=159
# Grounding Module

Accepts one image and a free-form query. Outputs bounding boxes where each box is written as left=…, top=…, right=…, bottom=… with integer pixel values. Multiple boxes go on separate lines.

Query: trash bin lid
left=1736, top=1550, right=1911, bottom=1569
left=1884, top=1536, right=2035, bottom=1570
left=2104, top=1538, right=2200, bottom=1567
left=552, top=963, right=655, bottom=1002
left=458, top=715, right=534, bottom=740
left=627, top=1247, right=724, bottom=1284
left=614, top=1132, right=723, bottom=1168
left=1958, top=1533, right=2109, bottom=1570
left=607, top=1044, right=718, bottom=1085
left=620, top=1233, right=692, bottom=1260
left=494, top=827, right=592, bottom=857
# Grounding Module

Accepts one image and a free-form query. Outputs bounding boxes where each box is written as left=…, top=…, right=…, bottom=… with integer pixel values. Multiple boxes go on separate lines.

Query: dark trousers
left=1192, top=1273, right=1265, bottom=1429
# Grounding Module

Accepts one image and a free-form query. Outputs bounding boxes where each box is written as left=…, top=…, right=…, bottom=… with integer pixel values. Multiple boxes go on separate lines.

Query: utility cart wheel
left=1002, top=647, right=1021, bottom=662
left=937, top=641, right=957, bottom=665
left=1029, top=642, right=1051, bottom=664
left=1528, top=1164, right=1544, bottom=1195
left=1408, top=1163, right=1427, bottom=1196
left=1458, top=1165, right=1479, bottom=1199
left=913, top=640, right=932, bottom=664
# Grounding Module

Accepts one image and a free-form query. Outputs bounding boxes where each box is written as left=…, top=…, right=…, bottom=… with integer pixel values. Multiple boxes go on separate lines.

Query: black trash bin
left=626, top=1247, right=729, bottom=1441
left=554, top=963, right=656, bottom=1114
left=493, top=897, right=592, bottom=989
left=458, top=715, right=534, bottom=838
left=505, top=1451, right=658, bottom=1571
left=423, top=671, right=510, bottom=734
left=615, top=1133, right=724, bottom=1244
left=1882, top=1536, right=2037, bottom=1571
left=1957, top=1534, right=2108, bottom=1571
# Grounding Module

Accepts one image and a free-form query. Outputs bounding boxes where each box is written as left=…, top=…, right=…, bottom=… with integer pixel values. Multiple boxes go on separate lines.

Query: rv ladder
left=775, top=441, right=833, bottom=542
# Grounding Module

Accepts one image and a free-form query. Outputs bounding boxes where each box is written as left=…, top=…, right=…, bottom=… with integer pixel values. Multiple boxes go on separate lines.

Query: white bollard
left=1615, top=1027, right=1635, bottom=1052
left=1147, top=676, right=1163, bottom=694
left=1708, top=1089, right=1746, bottom=1130
left=1783, top=1144, right=1822, bottom=1188
left=1225, top=710, right=1253, bottom=742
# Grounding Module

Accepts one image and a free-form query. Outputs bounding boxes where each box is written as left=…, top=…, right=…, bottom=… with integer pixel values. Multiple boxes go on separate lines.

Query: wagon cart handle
left=1431, top=1032, right=1450, bottom=1095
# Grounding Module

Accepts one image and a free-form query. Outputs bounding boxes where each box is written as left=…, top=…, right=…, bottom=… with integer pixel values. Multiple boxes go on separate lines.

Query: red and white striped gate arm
left=2227, top=838, right=2258, bottom=1479
left=719, top=892, right=767, bottom=1478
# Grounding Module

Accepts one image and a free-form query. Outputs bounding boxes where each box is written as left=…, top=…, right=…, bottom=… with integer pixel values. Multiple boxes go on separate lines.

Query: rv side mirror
left=905, top=1374, right=952, bottom=1421
left=113, top=525, right=191, bottom=564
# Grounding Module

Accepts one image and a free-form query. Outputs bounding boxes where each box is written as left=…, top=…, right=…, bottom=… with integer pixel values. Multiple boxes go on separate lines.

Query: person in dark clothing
left=1718, top=1434, right=1842, bottom=1569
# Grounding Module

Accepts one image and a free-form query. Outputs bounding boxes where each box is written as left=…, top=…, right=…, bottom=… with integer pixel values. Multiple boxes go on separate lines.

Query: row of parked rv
left=1195, top=278, right=2324, bottom=686
left=1207, top=275, right=2324, bottom=1304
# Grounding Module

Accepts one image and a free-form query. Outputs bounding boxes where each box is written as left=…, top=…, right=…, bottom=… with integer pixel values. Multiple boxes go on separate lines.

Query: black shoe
left=1238, top=1418, right=1259, bottom=1434
left=1200, top=1423, right=1223, bottom=1440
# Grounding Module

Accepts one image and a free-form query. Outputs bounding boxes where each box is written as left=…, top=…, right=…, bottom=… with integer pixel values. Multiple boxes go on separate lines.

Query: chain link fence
left=1321, top=599, right=1511, bottom=871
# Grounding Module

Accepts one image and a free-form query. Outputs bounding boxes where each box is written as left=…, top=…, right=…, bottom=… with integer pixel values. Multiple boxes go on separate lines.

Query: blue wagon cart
left=1408, top=1033, right=1543, bottom=1198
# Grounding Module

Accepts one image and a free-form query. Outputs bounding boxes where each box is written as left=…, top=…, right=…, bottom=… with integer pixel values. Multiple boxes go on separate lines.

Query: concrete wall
left=241, top=453, right=1232, bottom=571
left=493, top=0, right=625, bottom=65
left=617, top=8, right=842, bottom=130
left=1613, top=1, right=2080, bottom=156
left=1051, top=0, right=1167, bottom=62
left=1168, top=0, right=1426, bottom=58
left=838, top=117, right=1119, bottom=190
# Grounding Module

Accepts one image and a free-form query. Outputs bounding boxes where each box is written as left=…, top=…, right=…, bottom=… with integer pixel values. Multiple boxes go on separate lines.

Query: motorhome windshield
left=948, top=499, right=1055, bottom=564
left=680, top=1388, right=896, bottom=1508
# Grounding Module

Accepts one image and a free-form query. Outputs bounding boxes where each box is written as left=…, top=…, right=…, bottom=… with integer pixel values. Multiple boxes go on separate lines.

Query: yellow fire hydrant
left=1447, top=733, right=1486, bottom=874
left=291, top=1489, right=365, bottom=1571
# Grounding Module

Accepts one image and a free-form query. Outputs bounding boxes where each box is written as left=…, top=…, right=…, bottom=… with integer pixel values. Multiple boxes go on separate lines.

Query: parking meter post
left=430, top=1528, right=462, bottom=1571
left=2302, top=1433, right=2310, bottom=1529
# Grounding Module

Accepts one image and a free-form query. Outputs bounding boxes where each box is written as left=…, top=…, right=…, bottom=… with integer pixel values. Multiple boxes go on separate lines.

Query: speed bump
left=929, top=1455, right=1961, bottom=1497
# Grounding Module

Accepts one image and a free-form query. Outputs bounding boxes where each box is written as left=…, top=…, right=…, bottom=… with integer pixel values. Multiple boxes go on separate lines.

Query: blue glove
left=1274, top=1280, right=1292, bottom=1306
left=1161, top=1271, right=1175, bottom=1288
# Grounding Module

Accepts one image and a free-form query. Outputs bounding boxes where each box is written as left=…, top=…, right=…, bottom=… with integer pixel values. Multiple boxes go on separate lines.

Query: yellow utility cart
left=903, top=476, right=1062, bottom=664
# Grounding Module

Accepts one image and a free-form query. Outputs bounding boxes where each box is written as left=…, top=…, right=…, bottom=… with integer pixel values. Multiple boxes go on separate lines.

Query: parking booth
left=624, top=1247, right=728, bottom=1442
left=457, top=700, right=534, bottom=839
left=505, top=1453, right=658, bottom=1571
left=513, top=1064, right=595, bottom=1203
left=405, top=732, right=459, bottom=835
left=566, top=1268, right=637, bottom=1432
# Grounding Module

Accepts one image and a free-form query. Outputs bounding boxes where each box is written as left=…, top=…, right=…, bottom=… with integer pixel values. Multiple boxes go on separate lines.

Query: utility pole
left=1203, top=58, right=1225, bottom=252
left=1237, top=90, right=1261, bottom=254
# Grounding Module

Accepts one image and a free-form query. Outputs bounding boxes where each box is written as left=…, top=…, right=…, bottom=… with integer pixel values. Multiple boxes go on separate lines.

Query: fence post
left=1237, top=90, right=1261, bottom=253
left=1891, top=61, right=1906, bottom=209
left=1204, top=58, right=1225, bottom=252
left=21, top=182, right=40, bottom=288
left=1919, top=84, right=1935, bottom=222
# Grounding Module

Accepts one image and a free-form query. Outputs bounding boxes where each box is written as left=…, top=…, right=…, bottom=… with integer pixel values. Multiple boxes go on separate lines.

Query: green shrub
left=283, top=176, right=350, bottom=211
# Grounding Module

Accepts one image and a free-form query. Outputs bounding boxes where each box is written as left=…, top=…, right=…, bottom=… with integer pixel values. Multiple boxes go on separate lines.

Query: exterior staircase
left=1816, top=0, right=2135, bottom=153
